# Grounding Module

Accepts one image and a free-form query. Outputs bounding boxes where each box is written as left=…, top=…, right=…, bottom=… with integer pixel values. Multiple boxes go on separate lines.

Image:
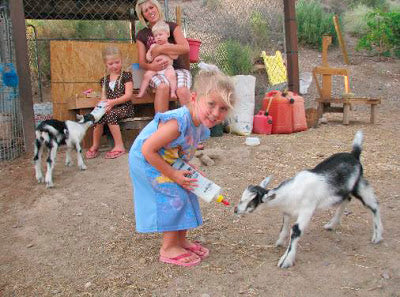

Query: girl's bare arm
left=142, top=120, right=196, bottom=189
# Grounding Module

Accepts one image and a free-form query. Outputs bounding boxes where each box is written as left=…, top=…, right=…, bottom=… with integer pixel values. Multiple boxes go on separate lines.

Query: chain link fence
left=0, top=0, right=25, bottom=161
left=23, top=0, right=287, bottom=102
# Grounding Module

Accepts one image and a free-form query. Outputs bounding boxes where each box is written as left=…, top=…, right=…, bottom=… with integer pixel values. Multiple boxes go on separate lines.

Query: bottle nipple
left=216, top=195, right=230, bottom=206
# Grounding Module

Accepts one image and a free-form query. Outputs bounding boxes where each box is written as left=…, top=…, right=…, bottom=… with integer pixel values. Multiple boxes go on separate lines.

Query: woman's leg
left=154, top=83, right=170, bottom=113
left=176, top=86, right=191, bottom=106
left=107, top=123, right=125, bottom=152
left=160, top=231, right=199, bottom=263
left=164, top=68, right=177, bottom=99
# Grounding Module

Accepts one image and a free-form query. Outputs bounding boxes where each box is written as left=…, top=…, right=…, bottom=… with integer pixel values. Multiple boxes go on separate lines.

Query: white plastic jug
left=131, top=63, right=144, bottom=89
left=172, top=159, right=227, bottom=204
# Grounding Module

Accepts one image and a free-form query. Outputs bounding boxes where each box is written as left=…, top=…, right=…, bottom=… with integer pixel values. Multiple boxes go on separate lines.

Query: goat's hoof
left=79, top=164, right=87, bottom=170
left=45, top=180, right=54, bottom=188
left=36, top=177, right=44, bottom=183
left=323, top=223, right=336, bottom=231
left=275, top=240, right=285, bottom=247
left=278, top=259, right=294, bottom=269
left=372, top=236, right=383, bottom=244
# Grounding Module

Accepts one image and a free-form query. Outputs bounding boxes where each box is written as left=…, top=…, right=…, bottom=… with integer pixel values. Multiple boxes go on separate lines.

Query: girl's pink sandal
left=159, top=252, right=201, bottom=267
left=85, top=149, right=99, bottom=159
left=184, top=242, right=209, bottom=260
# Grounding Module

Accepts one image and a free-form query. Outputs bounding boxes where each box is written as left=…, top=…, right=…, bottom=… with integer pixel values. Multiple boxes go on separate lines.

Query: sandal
left=85, top=149, right=99, bottom=159
left=159, top=252, right=201, bottom=267
left=104, top=150, right=125, bottom=159
left=184, top=241, right=209, bottom=260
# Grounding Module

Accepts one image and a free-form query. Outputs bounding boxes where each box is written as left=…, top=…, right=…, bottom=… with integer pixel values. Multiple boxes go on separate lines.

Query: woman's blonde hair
left=101, top=46, right=123, bottom=100
left=135, top=0, right=165, bottom=27
left=193, top=70, right=236, bottom=109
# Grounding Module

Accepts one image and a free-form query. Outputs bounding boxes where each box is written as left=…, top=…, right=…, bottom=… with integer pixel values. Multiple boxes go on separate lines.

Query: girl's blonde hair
left=135, top=0, right=165, bottom=27
left=193, top=70, right=236, bottom=109
left=101, top=46, right=123, bottom=100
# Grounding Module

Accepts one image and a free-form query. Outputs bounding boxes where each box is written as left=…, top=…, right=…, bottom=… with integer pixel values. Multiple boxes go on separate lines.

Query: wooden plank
left=313, top=66, right=348, bottom=76
left=50, top=41, right=139, bottom=120
left=317, top=97, right=381, bottom=105
left=333, top=15, right=350, bottom=65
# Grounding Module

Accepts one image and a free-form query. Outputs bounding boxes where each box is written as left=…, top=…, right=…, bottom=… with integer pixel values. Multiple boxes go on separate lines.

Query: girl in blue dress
left=129, top=70, right=236, bottom=266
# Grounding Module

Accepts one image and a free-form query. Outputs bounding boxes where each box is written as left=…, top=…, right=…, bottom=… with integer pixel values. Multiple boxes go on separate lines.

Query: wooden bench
left=313, top=66, right=381, bottom=125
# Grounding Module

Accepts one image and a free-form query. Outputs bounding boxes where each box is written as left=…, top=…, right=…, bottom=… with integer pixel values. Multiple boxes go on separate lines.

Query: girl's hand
left=172, top=169, right=198, bottom=191
left=105, top=99, right=115, bottom=112
left=187, top=162, right=206, bottom=177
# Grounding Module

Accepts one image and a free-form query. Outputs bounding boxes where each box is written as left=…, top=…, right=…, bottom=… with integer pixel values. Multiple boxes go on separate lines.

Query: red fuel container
left=262, top=90, right=307, bottom=134
left=262, top=91, right=293, bottom=134
left=253, top=110, right=273, bottom=134
left=291, top=92, right=308, bottom=132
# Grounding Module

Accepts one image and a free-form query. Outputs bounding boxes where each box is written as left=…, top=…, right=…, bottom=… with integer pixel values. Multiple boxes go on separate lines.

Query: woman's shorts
left=149, top=69, right=191, bottom=89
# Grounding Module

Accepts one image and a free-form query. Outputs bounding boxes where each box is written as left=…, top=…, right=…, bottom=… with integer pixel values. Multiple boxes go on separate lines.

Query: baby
left=137, top=21, right=178, bottom=99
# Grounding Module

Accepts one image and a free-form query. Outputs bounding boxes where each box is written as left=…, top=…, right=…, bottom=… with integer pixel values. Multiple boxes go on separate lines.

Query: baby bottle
left=90, top=100, right=107, bottom=123
left=172, top=159, right=230, bottom=206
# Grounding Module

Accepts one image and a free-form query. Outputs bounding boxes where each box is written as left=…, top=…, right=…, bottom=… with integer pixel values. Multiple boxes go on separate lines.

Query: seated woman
left=135, top=0, right=191, bottom=113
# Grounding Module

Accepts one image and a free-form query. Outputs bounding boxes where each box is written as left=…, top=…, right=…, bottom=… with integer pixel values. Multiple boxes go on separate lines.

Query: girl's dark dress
left=97, top=71, right=135, bottom=125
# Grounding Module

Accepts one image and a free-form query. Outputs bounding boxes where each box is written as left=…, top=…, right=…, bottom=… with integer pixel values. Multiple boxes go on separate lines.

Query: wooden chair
left=312, top=66, right=381, bottom=125
left=312, top=35, right=381, bottom=125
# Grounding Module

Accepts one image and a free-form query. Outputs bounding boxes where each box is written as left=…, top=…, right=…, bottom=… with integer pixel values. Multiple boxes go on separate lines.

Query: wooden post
left=321, top=35, right=332, bottom=67
left=9, top=0, right=36, bottom=153
left=176, top=6, right=182, bottom=26
left=175, top=6, right=190, bottom=69
left=321, top=35, right=332, bottom=100
left=333, top=15, right=350, bottom=65
left=283, top=0, right=299, bottom=94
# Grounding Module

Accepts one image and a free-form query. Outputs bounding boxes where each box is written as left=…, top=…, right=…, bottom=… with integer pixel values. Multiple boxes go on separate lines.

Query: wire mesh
left=0, top=0, right=25, bottom=161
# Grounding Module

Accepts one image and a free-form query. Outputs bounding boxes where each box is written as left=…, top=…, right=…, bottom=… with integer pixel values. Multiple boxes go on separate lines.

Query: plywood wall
left=50, top=41, right=138, bottom=120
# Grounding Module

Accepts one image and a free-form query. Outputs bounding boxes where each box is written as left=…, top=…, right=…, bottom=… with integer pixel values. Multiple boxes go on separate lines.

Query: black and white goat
left=34, top=114, right=95, bottom=188
left=234, top=131, right=383, bottom=268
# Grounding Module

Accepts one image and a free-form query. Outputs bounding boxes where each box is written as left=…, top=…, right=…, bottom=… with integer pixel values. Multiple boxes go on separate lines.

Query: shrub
left=204, top=40, right=253, bottom=76
left=348, top=0, right=388, bottom=9
left=356, top=10, right=400, bottom=57
left=249, top=11, right=270, bottom=48
left=296, top=0, right=337, bottom=48
left=343, top=4, right=374, bottom=36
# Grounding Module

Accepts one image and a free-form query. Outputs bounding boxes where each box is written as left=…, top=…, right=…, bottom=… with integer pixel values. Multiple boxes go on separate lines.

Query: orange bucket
left=186, top=38, right=201, bottom=63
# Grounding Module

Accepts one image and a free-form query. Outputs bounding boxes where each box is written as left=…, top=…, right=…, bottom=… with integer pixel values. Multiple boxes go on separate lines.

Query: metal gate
left=0, top=0, right=24, bottom=161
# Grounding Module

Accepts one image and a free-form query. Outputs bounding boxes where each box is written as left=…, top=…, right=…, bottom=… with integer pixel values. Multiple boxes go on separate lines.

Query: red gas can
left=262, top=90, right=293, bottom=134
left=291, top=92, right=308, bottom=132
left=262, top=90, right=307, bottom=134
left=253, top=110, right=273, bottom=134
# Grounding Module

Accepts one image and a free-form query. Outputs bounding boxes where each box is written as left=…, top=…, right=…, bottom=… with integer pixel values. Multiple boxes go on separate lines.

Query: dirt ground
left=1, top=45, right=400, bottom=297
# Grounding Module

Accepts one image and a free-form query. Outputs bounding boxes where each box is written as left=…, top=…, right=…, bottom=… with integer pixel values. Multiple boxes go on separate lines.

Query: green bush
left=296, top=0, right=337, bottom=48
left=349, top=0, right=388, bottom=9
left=249, top=11, right=270, bottom=48
left=356, top=10, right=400, bottom=57
left=204, top=40, right=253, bottom=76
left=343, top=4, right=374, bottom=36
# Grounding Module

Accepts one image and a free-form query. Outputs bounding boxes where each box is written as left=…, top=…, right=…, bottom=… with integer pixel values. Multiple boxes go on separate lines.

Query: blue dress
left=129, top=106, right=210, bottom=233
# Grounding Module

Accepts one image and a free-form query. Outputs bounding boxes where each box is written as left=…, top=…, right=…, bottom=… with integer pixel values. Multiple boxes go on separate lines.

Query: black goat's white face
left=234, top=176, right=272, bottom=215
left=234, top=186, right=262, bottom=214
left=77, top=113, right=95, bottom=125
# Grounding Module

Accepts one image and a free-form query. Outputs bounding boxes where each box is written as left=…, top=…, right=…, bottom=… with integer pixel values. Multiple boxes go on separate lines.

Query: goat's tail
left=351, top=130, right=363, bottom=160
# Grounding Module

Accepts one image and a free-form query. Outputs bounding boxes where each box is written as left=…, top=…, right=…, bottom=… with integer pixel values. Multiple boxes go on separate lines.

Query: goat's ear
left=260, top=176, right=272, bottom=188
left=76, top=114, right=84, bottom=121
